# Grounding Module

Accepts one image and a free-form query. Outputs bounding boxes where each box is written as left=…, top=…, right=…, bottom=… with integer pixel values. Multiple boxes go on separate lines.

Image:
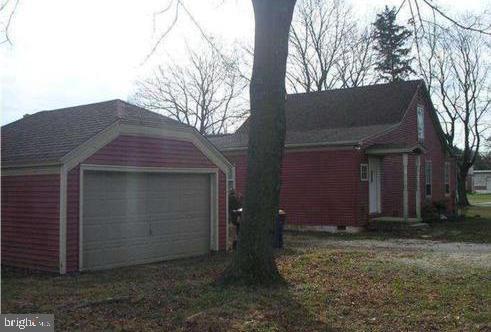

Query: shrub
left=421, top=203, right=439, bottom=222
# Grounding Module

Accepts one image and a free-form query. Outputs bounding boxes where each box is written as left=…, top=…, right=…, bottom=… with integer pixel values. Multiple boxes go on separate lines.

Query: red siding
left=66, top=135, right=227, bottom=272
left=1, top=174, right=60, bottom=272
left=380, top=155, right=404, bottom=217
left=416, top=90, right=456, bottom=212
left=226, top=87, right=456, bottom=226
left=84, top=135, right=214, bottom=168
left=363, top=87, right=456, bottom=217
left=227, top=148, right=363, bottom=227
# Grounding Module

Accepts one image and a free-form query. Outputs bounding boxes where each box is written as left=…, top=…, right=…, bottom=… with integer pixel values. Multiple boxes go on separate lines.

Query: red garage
left=1, top=100, right=233, bottom=274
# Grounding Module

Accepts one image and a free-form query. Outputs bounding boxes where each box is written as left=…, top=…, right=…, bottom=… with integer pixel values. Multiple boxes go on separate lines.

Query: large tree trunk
left=223, top=0, right=296, bottom=285
left=457, top=168, right=470, bottom=207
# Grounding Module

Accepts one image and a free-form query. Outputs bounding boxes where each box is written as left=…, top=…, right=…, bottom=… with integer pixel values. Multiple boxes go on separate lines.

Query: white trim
left=78, top=164, right=220, bottom=271
left=60, top=121, right=233, bottom=175
left=403, top=153, right=409, bottom=222
left=368, top=157, right=381, bottom=214
left=365, top=144, right=427, bottom=155
left=415, top=155, right=421, bottom=219
left=81, top=164, right=218, bottom=174
left=210, top=172, right=220, bottom=251
left=225, top=173, right=229, bottom=252
left=221, top=145, right=358, bottom=155
left=59, top=165, right=67, bottom=274
left=218, top=141, right=359, bottom=152
left=78, top=167, right=84, bottom=271
left=1, top=166, right=60, bottom=176
left=417, top=105, right=425, bottom=142
left=371, top=217, right=422, bottom=222
left=285, top=224, right=363, bottom=233
left=1, top=161, right=61, bottom=168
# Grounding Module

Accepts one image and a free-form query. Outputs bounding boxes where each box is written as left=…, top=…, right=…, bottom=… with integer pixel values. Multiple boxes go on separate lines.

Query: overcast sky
left=1, top=0, right=489, bottom=126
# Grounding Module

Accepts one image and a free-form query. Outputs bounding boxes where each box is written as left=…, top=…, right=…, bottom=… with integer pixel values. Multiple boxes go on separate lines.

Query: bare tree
left=287, top=0, right=354, bottom=92
left=336, top=27, right=378, bottom=88
left=417, top=18, right=490, bottom=206
left=134, top=42, right=248, bottom=134
left=146, top=0, right=489, bottom=285
left=0, top=0, right=19, bottom=45
left=223, top=0, right=296, bottom=285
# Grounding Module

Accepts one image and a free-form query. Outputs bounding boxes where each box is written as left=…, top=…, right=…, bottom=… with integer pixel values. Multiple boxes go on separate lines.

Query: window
left=417, top=105, right=425, bottom=142
left=228, top=179, right=235, bottom=191
left=360, top=164, right=369, bottom=181
left=425, top=161, right=432, bottom=197
left=227, top=168, right=236, bottom=191
left=444, top=162, right=450, bottom=195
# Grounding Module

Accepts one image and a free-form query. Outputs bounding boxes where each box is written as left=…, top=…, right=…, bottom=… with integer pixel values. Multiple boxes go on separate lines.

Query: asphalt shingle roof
left=209, top=80, right=421, bottom=150
left=1, top=99, right=188, bottom=166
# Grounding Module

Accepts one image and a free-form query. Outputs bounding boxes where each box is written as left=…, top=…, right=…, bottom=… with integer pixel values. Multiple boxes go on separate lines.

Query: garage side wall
left=66, top=135, right=227, bottom=272
left=1, top=174, right=60, bottom=272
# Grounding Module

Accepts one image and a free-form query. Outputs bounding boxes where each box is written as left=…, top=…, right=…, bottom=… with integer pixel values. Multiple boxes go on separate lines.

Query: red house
left=209, top=80, right=457, bottom=232
left=1, top=100, right=233, bottom=273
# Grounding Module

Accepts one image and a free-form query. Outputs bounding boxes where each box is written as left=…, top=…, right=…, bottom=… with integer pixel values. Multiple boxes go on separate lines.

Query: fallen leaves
left=2, top=235, right=490, bottom=331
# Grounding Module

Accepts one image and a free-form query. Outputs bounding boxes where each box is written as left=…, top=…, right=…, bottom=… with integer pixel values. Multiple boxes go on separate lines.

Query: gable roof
left=209, top=80, right=422, bottom=150
left=1, top=99, right=189, bottom=166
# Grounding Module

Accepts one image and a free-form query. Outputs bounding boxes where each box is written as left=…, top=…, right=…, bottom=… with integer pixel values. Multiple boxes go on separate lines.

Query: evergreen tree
left=373, top=6, right=414, bottom=81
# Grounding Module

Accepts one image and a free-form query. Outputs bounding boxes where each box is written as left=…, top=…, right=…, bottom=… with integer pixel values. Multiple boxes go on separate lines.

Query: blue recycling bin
left=274, top=210, right=286, bottom=248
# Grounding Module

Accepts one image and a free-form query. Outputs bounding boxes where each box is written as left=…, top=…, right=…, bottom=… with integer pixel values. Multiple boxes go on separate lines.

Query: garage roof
left=1, top=99, right=190, bottom=166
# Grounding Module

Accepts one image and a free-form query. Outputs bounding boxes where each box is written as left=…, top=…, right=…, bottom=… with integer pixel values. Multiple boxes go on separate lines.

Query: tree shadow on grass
left=3, top=254, right=335, bottom=331
left=180, top=281, right=335, bottom=332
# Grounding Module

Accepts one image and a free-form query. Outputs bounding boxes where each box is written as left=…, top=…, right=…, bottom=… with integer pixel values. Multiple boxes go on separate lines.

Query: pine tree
left=373, top=6, right=414, bottom=81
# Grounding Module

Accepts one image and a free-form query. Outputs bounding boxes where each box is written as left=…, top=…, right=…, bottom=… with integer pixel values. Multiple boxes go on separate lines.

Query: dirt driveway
left=288, top=235, right=491, bottom=270
left=3, top=232, right=490, bottom=331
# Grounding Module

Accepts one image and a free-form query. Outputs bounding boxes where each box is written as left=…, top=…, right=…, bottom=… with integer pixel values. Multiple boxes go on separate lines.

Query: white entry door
left=369, top=158, right=381, bottom=213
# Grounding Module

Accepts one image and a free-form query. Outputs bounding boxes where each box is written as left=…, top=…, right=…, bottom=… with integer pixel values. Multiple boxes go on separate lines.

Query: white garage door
left=82, top=171, right=211, bottom=270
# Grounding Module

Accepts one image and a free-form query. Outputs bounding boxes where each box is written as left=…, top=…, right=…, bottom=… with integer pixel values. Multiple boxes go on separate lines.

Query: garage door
left=82, top=171, right=211, bottom=270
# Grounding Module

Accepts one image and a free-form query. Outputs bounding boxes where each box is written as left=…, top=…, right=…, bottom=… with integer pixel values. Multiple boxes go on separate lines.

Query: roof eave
left=1, top=160, right=62, bottom=169
left=365, top=144, right=427, bottom=155
left=218, top=140, right=360, bottom=152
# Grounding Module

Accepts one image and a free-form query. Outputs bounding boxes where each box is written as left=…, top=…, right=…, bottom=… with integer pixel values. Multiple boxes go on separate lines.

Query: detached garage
left=1, top=100, right=233, bottom=273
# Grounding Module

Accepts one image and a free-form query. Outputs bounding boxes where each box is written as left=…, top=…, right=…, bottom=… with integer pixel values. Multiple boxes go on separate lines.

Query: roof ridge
left=287, top=79, right=422, bottom=99
left=37, top=99, right=122, bottom=114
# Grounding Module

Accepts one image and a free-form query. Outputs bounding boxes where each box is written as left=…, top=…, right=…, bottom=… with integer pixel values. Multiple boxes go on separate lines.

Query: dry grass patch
left=3, top=238, right=490, bottom=331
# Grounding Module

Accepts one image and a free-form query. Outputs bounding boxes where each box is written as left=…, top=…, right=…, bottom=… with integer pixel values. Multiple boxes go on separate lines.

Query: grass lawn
left=3, top=205, right=490, bottom=331
left=468, top=193, right=491, bottom=205
left=3, top=228, right=491, bottom=331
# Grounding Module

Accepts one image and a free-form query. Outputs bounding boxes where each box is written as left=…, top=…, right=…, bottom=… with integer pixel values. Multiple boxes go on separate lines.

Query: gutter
left=1, top=161, right=62, bottom=169
left=218, top=140, right=360, bottom=152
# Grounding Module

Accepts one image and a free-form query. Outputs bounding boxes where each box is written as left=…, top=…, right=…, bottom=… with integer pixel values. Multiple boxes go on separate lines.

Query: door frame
left=368, top=157, right=382, bottom=214
left=78, top=164, right=220, bottom=271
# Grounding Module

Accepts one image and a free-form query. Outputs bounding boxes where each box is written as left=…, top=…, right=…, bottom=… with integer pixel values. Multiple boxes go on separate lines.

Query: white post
left=403, top=154, right=408, bottom=222
left=59, top=165, right=67, bottom=274
left=415, top=155, right=421, bottom=220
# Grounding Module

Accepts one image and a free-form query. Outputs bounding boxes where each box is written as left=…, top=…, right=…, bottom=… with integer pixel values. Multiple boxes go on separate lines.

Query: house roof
left=1, top=99, right=189, bottom=166
left=209, top=80, right=422, bottom=150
